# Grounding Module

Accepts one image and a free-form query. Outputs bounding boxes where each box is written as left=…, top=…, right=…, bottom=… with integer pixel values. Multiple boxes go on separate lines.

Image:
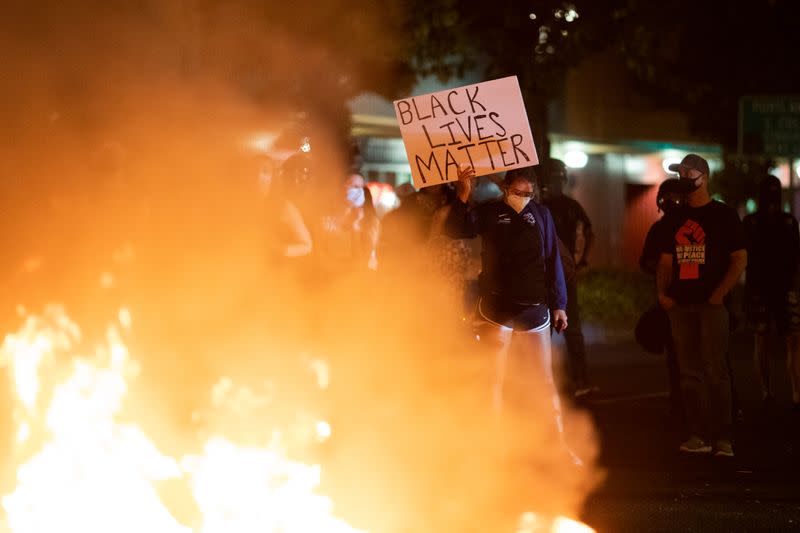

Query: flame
left=0, top=306, right=366, bottom=533
left=517, top=512, right=596, bottom=533
left=0, top=306, right=596, bottom=533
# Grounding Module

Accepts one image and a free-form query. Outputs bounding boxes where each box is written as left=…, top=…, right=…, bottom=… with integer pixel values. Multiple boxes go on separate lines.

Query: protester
left=743, top=175, right=800, bottom=411
left=539, top=158, right=595, bottom=398
left=446, top=165, right=578, bottom=463
left=427, top=183, right=473, bottom=310
left=266, top=153, right=313, bottom=262
left=316, top=172, right=380, bottom=273
left=656, top=154, right=747, bottom=457
left=639, top=178, right=685, bottom=422
left=379, top=183, right=447, bottom=272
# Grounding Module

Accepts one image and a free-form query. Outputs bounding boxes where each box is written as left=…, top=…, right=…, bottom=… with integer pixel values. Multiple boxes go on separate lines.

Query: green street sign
left=739, top=95, right=800, bottom=157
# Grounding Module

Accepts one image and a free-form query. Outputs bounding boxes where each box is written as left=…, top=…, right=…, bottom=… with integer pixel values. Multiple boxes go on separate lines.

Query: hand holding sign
left=394, top=76, right=538, bottom=189
left=456, top=164, right=475, bottom=203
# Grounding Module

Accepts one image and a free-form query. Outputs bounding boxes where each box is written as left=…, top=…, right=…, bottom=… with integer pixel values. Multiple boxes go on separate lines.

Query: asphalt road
left=571, top=328, right=800, bottom=533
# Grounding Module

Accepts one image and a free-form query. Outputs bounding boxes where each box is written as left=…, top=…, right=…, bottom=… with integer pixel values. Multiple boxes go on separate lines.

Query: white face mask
left=506, top=194, right=530, bottom=213
left=346, top=186, right=366, bottom=208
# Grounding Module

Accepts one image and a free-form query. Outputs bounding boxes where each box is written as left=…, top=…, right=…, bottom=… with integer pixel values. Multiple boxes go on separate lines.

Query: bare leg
left=512, top=327, right=582, bottom=465
left=754, top=331, right=770, bottom=399
left=476, top=322, right=514, bottom=412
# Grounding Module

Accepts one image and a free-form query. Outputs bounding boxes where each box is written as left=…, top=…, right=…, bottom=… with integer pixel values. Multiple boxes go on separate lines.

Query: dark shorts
left=478, top=295, right=550, bottom=332
left=746, top=288, right=800, bottom=334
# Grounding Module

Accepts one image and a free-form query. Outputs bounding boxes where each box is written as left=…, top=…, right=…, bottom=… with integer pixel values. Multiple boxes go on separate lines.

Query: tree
left=613, top=0, right=800, bottom=149
left=405, top=0, right=621, bottom=154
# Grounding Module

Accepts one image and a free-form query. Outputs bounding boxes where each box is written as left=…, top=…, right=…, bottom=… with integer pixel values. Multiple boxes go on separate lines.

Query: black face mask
left=678, top=175, right=703, bottom=193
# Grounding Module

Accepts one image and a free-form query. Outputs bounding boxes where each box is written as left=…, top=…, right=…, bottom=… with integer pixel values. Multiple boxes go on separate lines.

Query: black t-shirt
left=543, top=194, right=591, bottom=255
left=743, top=211, right=800, bottom=293
left=640, top=218, right=667, bottom=275
left=657, top=201, right=746, bottom=304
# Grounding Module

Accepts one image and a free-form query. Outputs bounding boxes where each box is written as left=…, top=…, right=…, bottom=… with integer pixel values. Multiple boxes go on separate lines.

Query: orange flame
left=1, top=306, right=595, bottom=533
left=0, top=306, right=366, bottom=533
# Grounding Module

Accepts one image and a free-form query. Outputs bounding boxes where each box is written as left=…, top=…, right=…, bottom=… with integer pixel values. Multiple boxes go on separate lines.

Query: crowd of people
left=262, top=140, right=602, bottom=465
left=265, top=145, right=800, bottom=462
left=7, top=137, right=797, bottom=471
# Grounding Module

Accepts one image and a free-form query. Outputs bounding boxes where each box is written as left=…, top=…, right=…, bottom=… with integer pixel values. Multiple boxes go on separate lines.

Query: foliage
left=404, top=0, right=620, bottom=151
left=405, top=0, right=800, bottom=151
left=613, top=0, right=800, bottom=148
left=709, top=154, right=775, bottom=207
left=578, top=268, right=654, bottom=329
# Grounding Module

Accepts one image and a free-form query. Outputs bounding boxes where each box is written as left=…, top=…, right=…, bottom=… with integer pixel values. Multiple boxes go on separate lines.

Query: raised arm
left=444, top=165, right=481, bottom=239
left=280, top=200, right=313, bottom=257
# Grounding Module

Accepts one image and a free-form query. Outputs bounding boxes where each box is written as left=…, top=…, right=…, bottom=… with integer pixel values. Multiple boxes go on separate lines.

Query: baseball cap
left=540, top=158, right=568, bottom=183
left=668, top=154, right=709, bottom=176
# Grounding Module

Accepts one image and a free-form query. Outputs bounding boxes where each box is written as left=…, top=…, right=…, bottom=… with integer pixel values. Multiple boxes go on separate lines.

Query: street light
left=564, top=150, right=588, bottom=169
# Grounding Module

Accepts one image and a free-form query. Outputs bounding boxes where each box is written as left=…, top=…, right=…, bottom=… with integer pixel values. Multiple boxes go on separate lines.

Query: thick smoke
left=0, top=2, right=601, bottom=531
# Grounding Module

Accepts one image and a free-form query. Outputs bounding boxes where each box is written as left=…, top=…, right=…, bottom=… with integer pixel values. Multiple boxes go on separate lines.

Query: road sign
left=739, top=96, right=800, bottom=157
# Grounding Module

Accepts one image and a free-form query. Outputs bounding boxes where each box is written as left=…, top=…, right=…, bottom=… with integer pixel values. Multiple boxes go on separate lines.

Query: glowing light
left=247, top=133, right=276, bottom=154
left=746, top=198, right=757, bottom=213
left=516, top=512, right=595, bottom=533
left=565, top=9, right=579, bottom=22
left=308, top=358, right=330, bottom=389
left=300, top=137, right=312, bottom=153
left=624, top=156, right=646, bottom=176
left=563, top=150, right=588, bottom=169
left=315, top=420, right=332, bottom=441
left=529, top=13, right=537, bottom=20
left=119, top=308, right=132, bottom=331
left=366, top=182, right=400, bottom=213
left=662, top=157, right=682, bottom=174
left=552, top=515, right=596, bottom=533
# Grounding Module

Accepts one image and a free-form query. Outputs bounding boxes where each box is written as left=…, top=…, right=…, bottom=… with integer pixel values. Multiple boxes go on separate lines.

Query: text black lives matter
left=396, top=85, right=531, bottom=184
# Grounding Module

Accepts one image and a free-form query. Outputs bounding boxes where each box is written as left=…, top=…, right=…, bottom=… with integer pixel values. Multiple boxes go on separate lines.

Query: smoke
left=0, top=1, right=601, bottom=531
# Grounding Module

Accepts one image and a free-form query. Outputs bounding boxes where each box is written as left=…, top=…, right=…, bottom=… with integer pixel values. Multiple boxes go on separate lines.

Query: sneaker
left=679, top=435, right=712, bottom=454
left=714, top=440, right=734, bottom=457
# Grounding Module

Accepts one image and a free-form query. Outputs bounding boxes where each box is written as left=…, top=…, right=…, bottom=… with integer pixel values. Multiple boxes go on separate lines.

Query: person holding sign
left=446, top=164, right=577, bottom=463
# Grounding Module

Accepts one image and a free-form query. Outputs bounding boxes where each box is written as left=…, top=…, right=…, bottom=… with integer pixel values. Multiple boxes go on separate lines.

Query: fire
left=0, top=306, right=595, bottom=533
left=0, top=306, right=366, bottom=533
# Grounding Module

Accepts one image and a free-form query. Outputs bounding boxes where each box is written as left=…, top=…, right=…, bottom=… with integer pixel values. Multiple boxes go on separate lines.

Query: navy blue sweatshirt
left=445, top=199, right=568, bottom=310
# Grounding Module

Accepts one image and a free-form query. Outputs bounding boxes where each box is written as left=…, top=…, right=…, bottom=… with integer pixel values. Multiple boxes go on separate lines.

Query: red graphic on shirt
left=674, top=219, right=706, bottom=279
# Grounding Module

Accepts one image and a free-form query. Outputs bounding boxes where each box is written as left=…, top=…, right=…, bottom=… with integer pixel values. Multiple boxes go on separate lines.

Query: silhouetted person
left=640, top=178, right=685, bottom=422
left=447, top=165, right=581, bottom=465
left=539, top=158, right=594, bottom=398
left=743, top=175, right=800, bottom=410
left=656, top=154, right=747, bottom=457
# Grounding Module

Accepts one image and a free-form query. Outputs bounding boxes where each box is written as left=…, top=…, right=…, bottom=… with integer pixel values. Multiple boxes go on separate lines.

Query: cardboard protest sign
left=394, top=76, right=538, bottom=189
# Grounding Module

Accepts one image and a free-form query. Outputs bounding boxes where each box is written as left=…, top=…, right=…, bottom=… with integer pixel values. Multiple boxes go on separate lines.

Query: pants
left=665, top=336, right=684, bottom=421
left=564, top=279, right=588, bottom=391
left=668, top=304, right=732, bottom=441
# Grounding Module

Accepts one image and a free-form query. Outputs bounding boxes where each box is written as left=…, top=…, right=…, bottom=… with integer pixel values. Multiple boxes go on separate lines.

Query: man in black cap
left=743, top=175, right=800, bottom=411
left=656, top=154, right=747, bottom=457
left=539, top=158, right=595, bottom=398
left=640, top=178, right=685, bottom=423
